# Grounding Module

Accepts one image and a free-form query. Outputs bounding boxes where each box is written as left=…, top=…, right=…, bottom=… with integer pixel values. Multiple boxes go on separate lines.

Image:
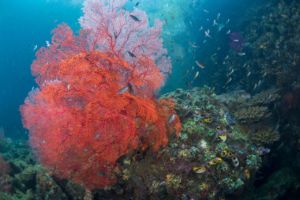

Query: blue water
left=0, top=0, right=82, bottom=137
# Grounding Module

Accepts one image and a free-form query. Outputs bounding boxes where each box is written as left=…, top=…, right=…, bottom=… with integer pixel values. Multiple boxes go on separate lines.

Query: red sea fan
left=21, top=0, right=180, bottom=189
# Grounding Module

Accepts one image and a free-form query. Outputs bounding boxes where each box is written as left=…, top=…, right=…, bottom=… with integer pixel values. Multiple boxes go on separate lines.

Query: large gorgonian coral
left=21, top=0, right=180, bottom=189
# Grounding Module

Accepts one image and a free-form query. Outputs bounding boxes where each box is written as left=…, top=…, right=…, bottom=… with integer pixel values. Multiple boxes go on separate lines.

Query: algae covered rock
left=35, top=170, right=68, bottom=200
left=116, top=87, right=276, bottom=199
left=0, top=137, right=87, bottom=200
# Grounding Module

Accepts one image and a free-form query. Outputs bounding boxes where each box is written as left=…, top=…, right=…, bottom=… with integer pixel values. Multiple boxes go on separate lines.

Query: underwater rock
left=35, top=171, right=68, bottom=200
left=0, top=137, right=87, bottom=200
left=233, top=168, right=299, bottom=200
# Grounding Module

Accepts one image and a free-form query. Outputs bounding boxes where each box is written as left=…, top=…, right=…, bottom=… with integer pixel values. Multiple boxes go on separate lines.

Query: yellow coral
left=166, top=174, right=182, bottom=189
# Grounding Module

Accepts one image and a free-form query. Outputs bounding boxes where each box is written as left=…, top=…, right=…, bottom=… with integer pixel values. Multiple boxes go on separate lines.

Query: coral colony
left=20, top=0, right=181, bottom=189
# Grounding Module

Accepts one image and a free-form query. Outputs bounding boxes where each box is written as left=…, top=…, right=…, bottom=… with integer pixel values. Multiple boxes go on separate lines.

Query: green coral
left=234, top=106, right=270, bottom=123
left=250, top=127, right=280, bottom=145
left=222, top=178, right=245, bottom=191
left=246, top=154, right=262, bottom=169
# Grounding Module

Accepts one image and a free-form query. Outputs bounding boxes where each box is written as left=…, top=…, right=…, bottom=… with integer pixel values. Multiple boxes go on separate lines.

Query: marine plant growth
left=20, top=0, right=180, bottom=189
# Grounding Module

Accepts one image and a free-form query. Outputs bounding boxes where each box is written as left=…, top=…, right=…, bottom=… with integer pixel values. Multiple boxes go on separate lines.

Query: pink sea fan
left=79, top=0, right=171, bottom=75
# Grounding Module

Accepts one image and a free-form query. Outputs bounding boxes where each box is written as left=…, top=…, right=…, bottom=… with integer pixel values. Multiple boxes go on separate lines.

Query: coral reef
left=216, top=0, right=300, bottom=93
left=2, top=87, right=281, bottom=199
left=217, top=88, right=281, bottom=146
left=185, top=0, right=300, bottom=198
left=112, top=87, right=276, bottom=199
